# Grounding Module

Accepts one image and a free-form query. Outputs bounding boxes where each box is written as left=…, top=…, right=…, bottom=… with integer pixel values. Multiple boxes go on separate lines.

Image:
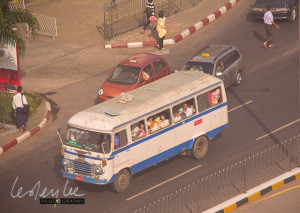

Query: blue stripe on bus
left=113, top=81, right=223, bottom=130
left=62, top=172, right=107, bottom=185
left=111, top=102, right=227, bottom=156
left=64, top=150, right=114, bottom=161
left=108, top=123, right=228, bottom=183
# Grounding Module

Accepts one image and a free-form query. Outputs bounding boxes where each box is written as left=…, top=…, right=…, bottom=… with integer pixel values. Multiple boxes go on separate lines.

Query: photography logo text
left=40, top=198, right=85, bottom=205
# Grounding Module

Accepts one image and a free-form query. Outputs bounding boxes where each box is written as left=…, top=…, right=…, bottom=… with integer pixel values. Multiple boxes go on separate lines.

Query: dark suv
left=179, top=45, right=244, bottom=88
left=251, top=0, right=298, bottom=22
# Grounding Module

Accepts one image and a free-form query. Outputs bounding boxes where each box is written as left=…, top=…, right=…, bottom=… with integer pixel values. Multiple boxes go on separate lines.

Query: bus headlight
left=93, top=166, right=103, bottom=175
left=62, top=159, right=70, bottom=166
left=99, top=89, right=104, bottom=95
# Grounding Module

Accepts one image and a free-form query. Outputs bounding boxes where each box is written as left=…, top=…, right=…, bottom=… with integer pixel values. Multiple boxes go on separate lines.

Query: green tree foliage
left=0, top=0, right=39, bottom=56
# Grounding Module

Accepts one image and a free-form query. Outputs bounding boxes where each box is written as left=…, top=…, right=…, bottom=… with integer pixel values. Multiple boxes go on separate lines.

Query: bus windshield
left=65, top=128, right=111, bottom=153
left=181, top=61, right=214, bottom=75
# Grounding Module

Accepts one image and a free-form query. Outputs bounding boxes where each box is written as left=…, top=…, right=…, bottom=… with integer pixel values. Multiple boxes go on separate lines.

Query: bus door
left=113, top=129, right=132, bottom=170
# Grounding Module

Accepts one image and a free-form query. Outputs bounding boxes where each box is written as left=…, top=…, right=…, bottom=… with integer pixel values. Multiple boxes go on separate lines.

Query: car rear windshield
left=181, top=61, right=214, bottom=75
left=108, top=65, right=141, bottom=85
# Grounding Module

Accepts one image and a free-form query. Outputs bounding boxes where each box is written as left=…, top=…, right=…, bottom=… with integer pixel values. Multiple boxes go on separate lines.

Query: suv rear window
left=182, top=61, right=214, bottom=75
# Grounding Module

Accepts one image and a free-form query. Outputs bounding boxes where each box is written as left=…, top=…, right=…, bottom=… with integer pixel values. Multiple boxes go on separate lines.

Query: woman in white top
left=159, top=114, right=169, bottom=128
left=12, top=86, right=28, bottom=132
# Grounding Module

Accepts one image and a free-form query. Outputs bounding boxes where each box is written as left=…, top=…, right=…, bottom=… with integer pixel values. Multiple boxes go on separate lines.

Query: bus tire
left=111, top=169, right=131, bottom=193
left=189, top=136, right=208, bottom=159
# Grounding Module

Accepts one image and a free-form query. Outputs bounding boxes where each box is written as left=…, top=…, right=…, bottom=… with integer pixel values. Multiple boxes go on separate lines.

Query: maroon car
left=98, top=53, right=170, bottom=103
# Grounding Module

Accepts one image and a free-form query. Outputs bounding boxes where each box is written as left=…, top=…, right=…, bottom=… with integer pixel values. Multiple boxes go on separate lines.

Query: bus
left=61, top=71, right=228, bottom=192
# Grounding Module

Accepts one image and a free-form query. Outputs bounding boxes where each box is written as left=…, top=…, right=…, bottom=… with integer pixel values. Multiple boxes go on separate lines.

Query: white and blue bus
left=61, top=71, right=228, bottom=192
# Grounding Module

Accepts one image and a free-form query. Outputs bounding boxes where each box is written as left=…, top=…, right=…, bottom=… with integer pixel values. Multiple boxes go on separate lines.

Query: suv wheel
left=234, top=71, right=242, bottom=86
left=288, top=7, right=296, bottom=22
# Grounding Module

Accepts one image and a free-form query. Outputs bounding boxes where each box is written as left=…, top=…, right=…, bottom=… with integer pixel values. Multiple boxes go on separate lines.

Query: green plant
left=0, top=0, right=39, bottom=56
left=0, top=91, right=43, bottom=125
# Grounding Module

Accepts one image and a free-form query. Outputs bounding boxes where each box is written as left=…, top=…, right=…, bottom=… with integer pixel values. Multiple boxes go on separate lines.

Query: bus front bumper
left=62, top=171, right=108, bottom=185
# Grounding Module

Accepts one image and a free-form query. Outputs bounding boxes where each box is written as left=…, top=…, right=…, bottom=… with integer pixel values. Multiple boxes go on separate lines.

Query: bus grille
left=71, top=160, right=93, bottom=176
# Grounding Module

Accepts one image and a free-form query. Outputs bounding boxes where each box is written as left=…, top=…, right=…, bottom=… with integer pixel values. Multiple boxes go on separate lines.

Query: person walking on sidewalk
left=156, top=10, right=166, bottom=50
left=141, top=0, right=155, bottom=33
left=263, top=5, right=279, bottom=48
left=12, top=86, right=28, bottom=132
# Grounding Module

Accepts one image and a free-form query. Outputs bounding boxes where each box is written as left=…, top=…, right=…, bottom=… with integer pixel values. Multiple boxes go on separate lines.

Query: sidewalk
left=105, top=0, right=235, bottom=48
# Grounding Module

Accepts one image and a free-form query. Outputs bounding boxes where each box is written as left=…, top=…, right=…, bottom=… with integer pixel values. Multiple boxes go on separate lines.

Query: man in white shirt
left=183, top=103, right=193, bottom=118
left=263, top=5, right=279, bottom=48
left=12, top=86, right=28, bottom=132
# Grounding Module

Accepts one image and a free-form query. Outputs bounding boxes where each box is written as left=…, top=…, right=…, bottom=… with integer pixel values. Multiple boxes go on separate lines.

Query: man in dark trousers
left=141, top=0, right=155, bottom=33
left=263, top=5, right=279, bottom=48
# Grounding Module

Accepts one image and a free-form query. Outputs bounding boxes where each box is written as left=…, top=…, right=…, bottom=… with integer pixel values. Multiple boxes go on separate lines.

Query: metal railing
left=132, top=134, right=300, bottom=213
left=8, top=0, right=25, bottom=11
left=31, top=13, right=57, bottom=38
left=98, top=0, right=203, bottom=40
left=8, top=1, right=58, bottom=38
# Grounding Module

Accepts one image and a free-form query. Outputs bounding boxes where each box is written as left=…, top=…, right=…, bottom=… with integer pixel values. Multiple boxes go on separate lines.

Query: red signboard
left=0, top=42, right=20, bottom=90
left=194, top=119, right=202, bottom=126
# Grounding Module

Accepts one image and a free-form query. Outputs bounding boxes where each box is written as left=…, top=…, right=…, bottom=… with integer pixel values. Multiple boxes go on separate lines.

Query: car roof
left=189, top=45, right=234, bottom=63
left=68, top=71, right=223, bottom=132
left=119, top=53, right=161, bottom=68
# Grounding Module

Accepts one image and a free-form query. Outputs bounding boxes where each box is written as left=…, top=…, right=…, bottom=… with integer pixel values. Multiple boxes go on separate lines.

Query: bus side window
left=114, top=129, right=128, bottom=150
left=208, top=87, right=222, bottom=106
left=172, top=98, right=195, bottom=121
left=147, top=109, right=171, bottom=134
left=197, top=87, right=222, bottom=112
left=131, top=120, right=146, bottom=141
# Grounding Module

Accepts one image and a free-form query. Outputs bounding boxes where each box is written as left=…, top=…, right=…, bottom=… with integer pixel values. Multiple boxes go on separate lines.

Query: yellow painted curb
left=248, top=192, right=260, bottom=202
left=224, top=203, right=236, bottom=213
left=272, top=180, right=284, bottom=190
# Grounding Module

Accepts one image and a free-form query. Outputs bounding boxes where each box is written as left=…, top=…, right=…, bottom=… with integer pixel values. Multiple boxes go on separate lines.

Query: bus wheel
left=111, top=169, right=131, bottom=193
left=190, top=136, right=208, bottom=159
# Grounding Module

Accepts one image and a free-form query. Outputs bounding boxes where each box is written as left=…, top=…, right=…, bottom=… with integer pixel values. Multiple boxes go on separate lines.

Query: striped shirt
left=147, top=1, right=155, bottom=16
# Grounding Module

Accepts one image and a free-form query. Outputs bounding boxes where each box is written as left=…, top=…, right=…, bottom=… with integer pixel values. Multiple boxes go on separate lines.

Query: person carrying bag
left=12, top=86, right=29, bottom=132
left=141, top=0, right=156, bottom=33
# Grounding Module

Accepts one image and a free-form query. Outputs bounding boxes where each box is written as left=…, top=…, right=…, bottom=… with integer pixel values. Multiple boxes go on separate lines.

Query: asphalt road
left=0, top=1, right=299, bottom=213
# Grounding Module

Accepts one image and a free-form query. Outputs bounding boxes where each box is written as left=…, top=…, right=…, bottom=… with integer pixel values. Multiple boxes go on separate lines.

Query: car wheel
left=189, top=136, right=209, bottom=159
left=111, top=169, right=131, bottom=193
left=234, top=71, right=242, bottom=86
left=288, top=7, right=297, bottom=22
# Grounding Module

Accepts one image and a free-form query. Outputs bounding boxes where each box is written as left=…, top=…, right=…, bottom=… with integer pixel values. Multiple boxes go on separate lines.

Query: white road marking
left=228, top=100, right=253, bottom=113
left=126, top=164, right=202, bottom=201
left=256, top=118, right=300, bottom=140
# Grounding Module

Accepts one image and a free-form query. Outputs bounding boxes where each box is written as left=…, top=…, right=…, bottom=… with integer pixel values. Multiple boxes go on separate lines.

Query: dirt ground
left=25, top=0, right=111, bottom=47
